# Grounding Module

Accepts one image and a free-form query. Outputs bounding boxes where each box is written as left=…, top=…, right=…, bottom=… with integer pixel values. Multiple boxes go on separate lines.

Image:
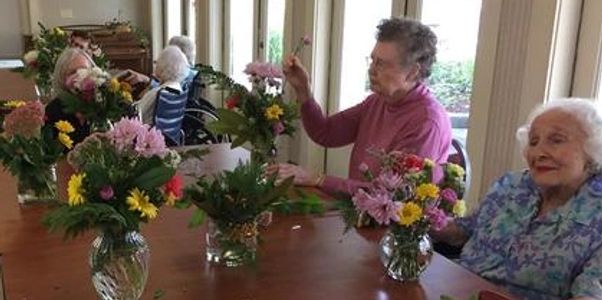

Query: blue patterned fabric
left=154, top=86, right=189, bottom=145
left=457, top=171, right=602, bottom=300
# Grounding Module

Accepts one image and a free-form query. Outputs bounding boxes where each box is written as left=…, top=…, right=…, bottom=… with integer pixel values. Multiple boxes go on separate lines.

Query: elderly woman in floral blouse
left=433, top=98, right=602, bottom=300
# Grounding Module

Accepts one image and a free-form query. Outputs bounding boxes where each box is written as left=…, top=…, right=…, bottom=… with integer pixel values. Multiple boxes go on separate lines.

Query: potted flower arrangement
left=340, top=150, right=466, bottom=281
left=180, top=160, right=322, bottom=267
left=44, top=118, right=182, bottom=300
left=0, top=100, right=74, bottom=203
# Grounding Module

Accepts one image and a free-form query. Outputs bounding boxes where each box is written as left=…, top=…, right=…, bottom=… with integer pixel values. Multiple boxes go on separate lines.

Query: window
left=165, top=0, right=183, bottom=43
left=186, top=0, right=197, bottom=49
left=265, top=0, right=285, bottom=64
left=420, top=0, right=482, bottom=145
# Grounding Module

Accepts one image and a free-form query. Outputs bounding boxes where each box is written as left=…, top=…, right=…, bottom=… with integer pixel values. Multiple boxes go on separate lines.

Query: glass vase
left=90, top=231, right=150, bottom=300
left=205, top=218, right=259, bottom=267
left=379, top=230, right=433, bottom=281
left=16, top=165, right=57, bottom=204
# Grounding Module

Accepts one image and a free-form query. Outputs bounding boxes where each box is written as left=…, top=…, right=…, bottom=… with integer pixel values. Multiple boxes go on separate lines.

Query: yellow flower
left=3, top=100, right=26, bottom=109
left=108, top=78, right=120, bottom=92
left=447, top=163, right=465, bottom=178
left=120, top=82, right=132, bottom=93
left=398, top=202, right=423, bottom=226
left=53, top=27, right=65, bottom=36
left=423, top=158, right=435, bottom=169
left=165, top=192, right=177, bottom=206
left=264, top=104, right=284, bottom=120
left=126, top=188, right=158, bottom=219
left=453, top=200, right=467, bottom=217
left=67, top=173, right=86, bottom=206
left=415, top=183, right=439, bottom=201
left=54, top=120, right=75, bottom=133
left=120, top=90, right=133, bottom=103
left=58, top=132, right=73, bottom=149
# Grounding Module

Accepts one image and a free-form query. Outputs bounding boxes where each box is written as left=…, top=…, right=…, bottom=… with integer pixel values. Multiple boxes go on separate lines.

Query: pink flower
left=358, top=162, right=369, bottom=173
left=135, top=126, right=168, bottom=158
left=440, top=188, right=458, bottom=204
left=244, top=61, right=283, bottom=79
left=272, top=122, right=285, bottom=135
left=99, top=185, right=114, bottom=200
left=352, top=189, right=400, bottom=225
left=425, top=206, right=448, bottom=231
left=302, top=35, right=312, bottom=45
left=3, top=101, right=44, bottom=138
left=375, top=170, right=402, bottom=190
left=109, top=118, right=148, bottom=152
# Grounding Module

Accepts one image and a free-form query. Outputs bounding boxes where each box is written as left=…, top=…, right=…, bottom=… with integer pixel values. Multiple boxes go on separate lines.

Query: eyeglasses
left=366, top=56, right=401, bottom=72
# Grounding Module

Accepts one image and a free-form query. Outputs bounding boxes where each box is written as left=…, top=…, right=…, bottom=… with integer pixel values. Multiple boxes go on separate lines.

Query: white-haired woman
left=432, top=98, right=602, bottom=299
left=134, top=46, right=189, bottom=124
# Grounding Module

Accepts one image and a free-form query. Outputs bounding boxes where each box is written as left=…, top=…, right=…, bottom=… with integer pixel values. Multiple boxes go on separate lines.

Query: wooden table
left=0, top=188, right=511, bottom=299
left=0, top=69, right=38, bottom=101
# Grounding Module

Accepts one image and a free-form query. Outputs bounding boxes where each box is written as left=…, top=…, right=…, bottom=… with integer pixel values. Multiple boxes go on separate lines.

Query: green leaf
left=188, top=209, right=206, bottom=228
left=132, top=166, right=175, bottom=190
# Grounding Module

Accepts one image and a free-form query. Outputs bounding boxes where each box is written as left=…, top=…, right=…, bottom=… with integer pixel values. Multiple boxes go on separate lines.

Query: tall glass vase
left=90, top=231, right=150, bottom=300
left=379, top=230, right=433, bottom=281
left=205, top=218, right=259, bottom=267
left=16, top=165, right=57, bottom=204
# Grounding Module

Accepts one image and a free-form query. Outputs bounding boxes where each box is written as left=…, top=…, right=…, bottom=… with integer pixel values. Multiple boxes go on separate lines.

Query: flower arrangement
left=0, top=100, right=74, bottom=202
left=195, top=63, right=298, bottom=163
left=340, top=150, right=466, bottom=280
left=43, top=118, right=181, bottom=238
left=180, top=160, right=323, bottom=266
left=58, top=67, right=134, bottom=131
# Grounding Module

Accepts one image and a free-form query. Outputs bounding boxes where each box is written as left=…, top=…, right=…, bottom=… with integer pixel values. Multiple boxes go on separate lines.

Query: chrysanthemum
left=108, top=78, right=120, bottom=92
left=415, top=183, right=439, bottom=201
left=453, top=200, right=467, bottom=217
left=54, top=120, right=75, bottom=133
left=264, top=104, right=284, bottom=120
left=447, top=163, right=465, bottom=178
left=67, top=173, right=86, bottom=206
left=398, top=202, right=423, bottom=226
left=126, top=188, right=158, bottom=219
left=58, top=132, right=73, bottom=149
left=3, top=100, right=26, bottom=109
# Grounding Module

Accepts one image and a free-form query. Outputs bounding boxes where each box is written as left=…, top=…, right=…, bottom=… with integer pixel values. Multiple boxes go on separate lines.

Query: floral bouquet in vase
left=43, top=118, right=182, bottom=300
left=58, top=67, right=135, bottom=131
left=0, top=100, right=74, bottom=203
left=195, top=62, right=298, bottom=164
left=345, top=150, right=466, bottom=281
left=180, top=160, right=322, bottom=267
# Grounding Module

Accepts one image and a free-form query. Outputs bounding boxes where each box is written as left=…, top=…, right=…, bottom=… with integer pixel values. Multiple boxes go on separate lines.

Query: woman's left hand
left=266, top=163, right=320, bottom=187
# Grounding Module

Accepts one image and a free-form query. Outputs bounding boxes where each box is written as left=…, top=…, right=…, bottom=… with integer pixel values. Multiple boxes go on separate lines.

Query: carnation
left=3, top=101, right=45, bottom=138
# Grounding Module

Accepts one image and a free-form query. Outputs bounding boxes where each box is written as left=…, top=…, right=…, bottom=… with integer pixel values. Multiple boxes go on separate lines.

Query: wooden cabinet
left=90, top=29, right=152, bottom=75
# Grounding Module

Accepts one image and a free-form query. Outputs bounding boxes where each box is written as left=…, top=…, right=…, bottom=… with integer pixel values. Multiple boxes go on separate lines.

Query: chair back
left=154, top=85, right=189, bottom=146
left=448, top=138, right=471, bottom=197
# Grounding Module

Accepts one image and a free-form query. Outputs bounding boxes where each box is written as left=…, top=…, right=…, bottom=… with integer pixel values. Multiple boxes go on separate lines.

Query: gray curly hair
left=168, top=36, right=195, bottom=65
left=516, top=98, right=602, bottom=170
left=155, top=46, right=190, bottom=83
left=52, top=47, right=96, bottom=97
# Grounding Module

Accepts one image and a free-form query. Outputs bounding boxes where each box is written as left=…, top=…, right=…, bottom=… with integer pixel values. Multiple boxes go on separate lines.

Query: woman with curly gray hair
left=134, top=46, right=190, bottom=124
left=432, top=98, right=602, bottom=299
left=272, top=17, right=451, bottom=197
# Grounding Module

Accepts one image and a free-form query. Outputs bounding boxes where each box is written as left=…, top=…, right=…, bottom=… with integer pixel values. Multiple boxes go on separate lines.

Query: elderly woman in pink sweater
left=272, top=17, right=452, bottom=196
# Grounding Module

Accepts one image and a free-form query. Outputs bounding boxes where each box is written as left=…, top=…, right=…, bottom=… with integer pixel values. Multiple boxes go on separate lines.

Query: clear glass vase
left=205, top=218, right=259, bottom=267
left=16, top=165, right=57, bottom=204
left=379, top=230, right=433, bottom=281
left=90, top=231, right=150, bottom=300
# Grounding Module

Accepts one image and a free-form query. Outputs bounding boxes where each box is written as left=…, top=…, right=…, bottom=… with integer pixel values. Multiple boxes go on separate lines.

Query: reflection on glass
left=229, top=0, right=254, bottom=87
left=266, top=0, right=285, bottom=64
left=421, top=0, right=482, bottom=144
left=338, top=0, right=391, bottom=111
left=166, top=0, right=183, bottom=42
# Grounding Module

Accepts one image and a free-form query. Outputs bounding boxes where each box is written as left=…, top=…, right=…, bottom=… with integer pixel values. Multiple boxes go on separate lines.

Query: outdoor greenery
left=427, top=60, right=474, bottom=113
left=268, top=31, right=283, bottom=64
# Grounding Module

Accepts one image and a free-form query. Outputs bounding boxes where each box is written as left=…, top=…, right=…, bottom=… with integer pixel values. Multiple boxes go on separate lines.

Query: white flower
left=23, top=50, right=39, bottom=65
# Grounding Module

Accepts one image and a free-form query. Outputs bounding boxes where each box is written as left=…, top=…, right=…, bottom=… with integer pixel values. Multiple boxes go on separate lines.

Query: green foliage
left=427, top=60, right=474, bottom=113
left=43, top=203, right=131, bottom=239
left=267, top=31, right=283, bottom=64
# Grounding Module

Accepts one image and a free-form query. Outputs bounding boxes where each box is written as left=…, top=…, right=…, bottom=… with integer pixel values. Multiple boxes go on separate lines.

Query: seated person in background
left=432, top=98, right=602, bottom=300
left=134, top=46, right=189, bottom=125
left=45, top=47, right=96, bottom=144
left=124, top=35, right=197, bottom=92
left=272, top=17, right=451, bottom=196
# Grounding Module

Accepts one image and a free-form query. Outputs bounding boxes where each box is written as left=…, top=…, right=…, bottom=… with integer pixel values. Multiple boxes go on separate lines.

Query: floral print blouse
left=457, top=171, right=602, bottom=300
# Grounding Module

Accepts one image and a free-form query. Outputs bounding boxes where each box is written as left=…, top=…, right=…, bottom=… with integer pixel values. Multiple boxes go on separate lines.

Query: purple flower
left=358, top=162, right=369, bottom=173
left=425, top=206, right=449, bottom=231
left=272, top=122, right=285, bottom=135
left=109, top=118, right=148, bottom=151
left=135, top=126, right=168, bottom=158
left=99, top=185, right=114, bottom=200
left=302, top=35, right=312, bottom=45
left=352, top=189, right=400, bottom=225
left=440, top=188, right=458, bottom=204
left=375, top=170, right=402, bottom=190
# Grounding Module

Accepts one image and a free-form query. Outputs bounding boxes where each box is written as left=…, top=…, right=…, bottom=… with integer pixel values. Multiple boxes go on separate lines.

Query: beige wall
left=0, top=0, right=24, bottom=58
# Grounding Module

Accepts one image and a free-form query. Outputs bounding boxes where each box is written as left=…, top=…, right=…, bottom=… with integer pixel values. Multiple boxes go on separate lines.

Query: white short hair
left=516, top=98, right=602, bottom=168
left=168, top=36, right=195, bottom=65
left=155, top=46, right=189, bottom=83
left=52, top=47, right=96, bottom=97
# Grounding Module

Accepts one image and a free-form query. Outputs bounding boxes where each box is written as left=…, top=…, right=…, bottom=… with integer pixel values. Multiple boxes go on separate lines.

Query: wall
left=0, top=0, right=24, bottom=58
left=28, top=0, right=150, bottom=34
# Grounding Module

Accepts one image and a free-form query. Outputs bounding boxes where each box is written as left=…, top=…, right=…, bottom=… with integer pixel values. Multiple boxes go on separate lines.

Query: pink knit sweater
left=301, top=83, right=452, bottom=196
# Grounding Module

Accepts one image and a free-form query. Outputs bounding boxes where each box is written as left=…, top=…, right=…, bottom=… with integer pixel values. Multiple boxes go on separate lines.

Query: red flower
left=403, top=154, right=424, bottom=171
left=225, top=94, right=240, bottom=110
left=164, top=174, right=183, bottom=199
